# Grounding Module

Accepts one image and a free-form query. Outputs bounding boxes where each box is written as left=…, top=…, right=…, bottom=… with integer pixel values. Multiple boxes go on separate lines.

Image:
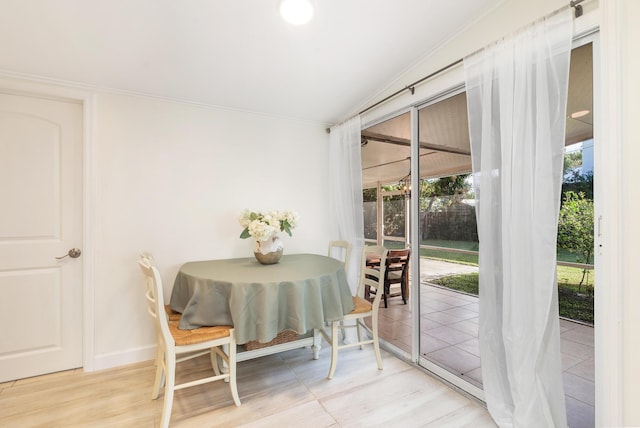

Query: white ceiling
left=0, top=0, right=505, bottom=125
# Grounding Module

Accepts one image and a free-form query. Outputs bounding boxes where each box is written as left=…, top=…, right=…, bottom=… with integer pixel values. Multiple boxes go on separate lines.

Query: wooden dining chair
left=364, top=248, right=411, bottom=308
left=328, top=240, right=351, bottom=271
left=139, top=251, right=182, bottom=405
left=382, top=248, right=411, bottom=308
left=138, top=256, right=240, bottom=428
left=320, top=245, right=388, bottom=379
left=139, top=252, right=181, bottom=321
left=327, top=240, right=352, bottom=341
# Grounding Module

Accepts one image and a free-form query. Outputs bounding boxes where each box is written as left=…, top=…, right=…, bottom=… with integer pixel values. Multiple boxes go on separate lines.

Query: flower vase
left=254, top=235, right=283, bottom=264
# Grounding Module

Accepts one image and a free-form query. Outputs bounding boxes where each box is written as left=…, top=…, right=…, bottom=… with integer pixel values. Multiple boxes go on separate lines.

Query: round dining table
left=169, top=253, right=355, bottom=346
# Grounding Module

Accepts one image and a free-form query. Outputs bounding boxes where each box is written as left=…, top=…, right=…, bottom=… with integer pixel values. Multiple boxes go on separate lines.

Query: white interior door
left=0, top=92, right=83, bottom=382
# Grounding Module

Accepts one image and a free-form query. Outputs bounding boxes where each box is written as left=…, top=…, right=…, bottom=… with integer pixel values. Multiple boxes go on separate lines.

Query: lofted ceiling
left=0, top=0, right=506, bottom=125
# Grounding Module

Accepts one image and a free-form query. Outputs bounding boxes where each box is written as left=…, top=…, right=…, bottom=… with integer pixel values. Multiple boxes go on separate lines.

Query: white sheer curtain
left=464, top=10, right=573, bottom=428
left=329, top=115, right=364, bottom=294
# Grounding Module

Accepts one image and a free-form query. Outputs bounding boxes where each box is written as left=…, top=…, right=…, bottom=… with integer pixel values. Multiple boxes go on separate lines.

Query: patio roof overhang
left=361, top=43, right=593, bottom=187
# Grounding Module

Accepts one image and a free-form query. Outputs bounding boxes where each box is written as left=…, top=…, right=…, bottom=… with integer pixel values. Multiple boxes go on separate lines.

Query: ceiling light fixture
left=279, top=0, right=314, bottom=25
left=570, top=110, right=590, bottom=119
left=398, top=170, right=411, bottom=198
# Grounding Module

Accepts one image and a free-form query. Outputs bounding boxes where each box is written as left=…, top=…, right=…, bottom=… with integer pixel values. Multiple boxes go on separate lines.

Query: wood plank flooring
left=0, top=345, right=496, bottom=427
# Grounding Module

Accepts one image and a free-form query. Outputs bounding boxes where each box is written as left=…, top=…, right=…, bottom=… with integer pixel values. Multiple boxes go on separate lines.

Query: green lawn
left=419, top=239, right=590, bottom=265
left=430, top=267, right=594, bottom=324
left=382, top=238, right=594, bottom=324
left=420, top=248, right=479, bottom=265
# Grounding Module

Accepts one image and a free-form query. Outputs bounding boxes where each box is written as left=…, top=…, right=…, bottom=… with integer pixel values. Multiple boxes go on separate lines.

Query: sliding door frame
left=359, top=13, right=601, bottom=408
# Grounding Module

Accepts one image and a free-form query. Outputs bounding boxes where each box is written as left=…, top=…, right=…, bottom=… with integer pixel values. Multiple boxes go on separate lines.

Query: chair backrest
left=328, top=240, right=351, bottom=271
left=357, top=245, right=388, bottom=304
left=138, top=257, right=174, bottom=349
left=140, top=251, right=155, bottom=266
left=385, top=249, right=410, bottom=284
left=139, top=252, right=158, bottom=313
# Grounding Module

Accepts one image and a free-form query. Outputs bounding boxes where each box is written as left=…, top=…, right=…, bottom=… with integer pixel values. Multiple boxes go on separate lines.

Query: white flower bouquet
left=238, top=209, right=300, bottom=242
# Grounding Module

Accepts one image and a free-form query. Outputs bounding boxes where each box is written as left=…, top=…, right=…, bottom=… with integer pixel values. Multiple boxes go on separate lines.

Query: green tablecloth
left=170, top=253, right=354, bottom=344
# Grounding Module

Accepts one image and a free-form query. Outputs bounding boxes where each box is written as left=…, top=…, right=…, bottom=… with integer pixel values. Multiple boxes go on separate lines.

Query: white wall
left=606, top=1, right=640, bottom=425
left=90, top=92, right=331, bottom=368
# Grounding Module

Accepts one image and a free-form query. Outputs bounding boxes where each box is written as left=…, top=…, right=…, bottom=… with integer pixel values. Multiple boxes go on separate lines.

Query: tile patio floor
left=376, top=259, right=595, bottom=428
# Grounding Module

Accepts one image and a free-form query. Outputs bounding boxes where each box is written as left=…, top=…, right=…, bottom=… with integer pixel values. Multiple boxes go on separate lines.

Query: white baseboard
left=89, top=345, right=157, bottom=372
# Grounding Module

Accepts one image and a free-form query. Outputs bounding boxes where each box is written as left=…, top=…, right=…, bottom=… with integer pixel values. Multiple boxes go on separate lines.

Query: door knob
left=56, top=248, right=82, bottom=260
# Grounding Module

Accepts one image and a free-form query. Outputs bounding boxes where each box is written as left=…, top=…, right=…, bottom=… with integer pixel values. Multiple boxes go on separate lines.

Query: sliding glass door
left=361, top=111, right=414, bottom=353
left=359, top=42, right=596, bottom=423
left=413, top=91, right=483, bottom=395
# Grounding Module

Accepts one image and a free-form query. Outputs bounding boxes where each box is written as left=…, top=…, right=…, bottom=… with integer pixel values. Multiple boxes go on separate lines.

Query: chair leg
left=327, top=321, right=339, bottom=379
left=152, top=345, right=164, bottom=400
left=402, top=275, right=408, bottom=304
left=371, top=315, right=383, bottom=371
left=356, top=317, right=364, bottom=350
left=227, top=341, right=241, bottom=406
left=210, top=348, right=222, bottom=376
left=383, top=286, right=388, bottom=308
left=160, top=352, right=176, bottom=428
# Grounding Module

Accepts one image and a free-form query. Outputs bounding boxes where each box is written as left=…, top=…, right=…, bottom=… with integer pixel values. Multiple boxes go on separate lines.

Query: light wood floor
left=0, top=345, right=496, bottom=427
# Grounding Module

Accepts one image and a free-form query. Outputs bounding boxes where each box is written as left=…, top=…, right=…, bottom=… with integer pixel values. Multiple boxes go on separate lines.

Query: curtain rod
left=358, top=58, right=463, bottom=116
left=326, top=58, right=460, bottom=134
left=570, top=0, right=584, bottom=17
left=326, top=0, right=584, bottom=133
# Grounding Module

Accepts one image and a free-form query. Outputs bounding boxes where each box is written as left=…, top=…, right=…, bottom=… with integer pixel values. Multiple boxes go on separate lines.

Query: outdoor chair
left=365, top=248, right=410, bottom=308
left=382, top=249, right=410, bottom=307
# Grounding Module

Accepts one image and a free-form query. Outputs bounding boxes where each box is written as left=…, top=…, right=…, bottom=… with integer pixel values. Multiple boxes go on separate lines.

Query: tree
left=420, top=174, right=472, bottom=212
left=557, top=191, right=594, bottom=290
left=382, top=194, right=405, bottom=237
left=361, top=187, right=406, bottom=239
left=363, top=188, right=378, bottom=240
left=419, top=174, right=474, bottom=241
left=562, top=171, right=593, bottom=200
left=563, top=150, right=582, bottom=176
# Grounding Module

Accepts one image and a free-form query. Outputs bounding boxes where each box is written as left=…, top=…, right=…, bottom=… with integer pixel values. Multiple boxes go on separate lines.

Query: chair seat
left=386, top=271, right=402, bottom=281
left=351, top=296, right=373, bottom=314
left=164, top=305, right=181, bottom=321
left=168, top=322, right=232, bottom=346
